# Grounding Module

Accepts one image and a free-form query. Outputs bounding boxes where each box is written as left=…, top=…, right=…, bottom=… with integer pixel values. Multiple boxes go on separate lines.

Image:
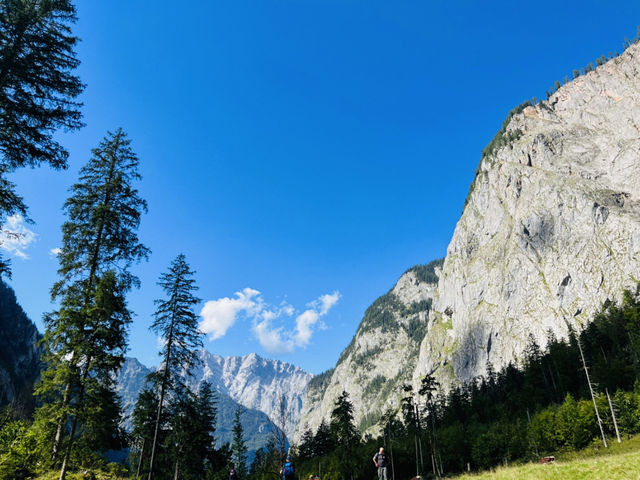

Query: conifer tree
left=330, top=390, right=359, bottom=479
left=0, top=0, right=84, bottom=275
left=131, top=389, right=162, bottom=478
left=34, top=129, right=148, bottom=479
left=167, top=382, right=217, bottom=480
left=313, top=419, right=333, bottom=457
left=232, top=407, right=248, bottom=479
left=147, top=254, right=202, bottom=480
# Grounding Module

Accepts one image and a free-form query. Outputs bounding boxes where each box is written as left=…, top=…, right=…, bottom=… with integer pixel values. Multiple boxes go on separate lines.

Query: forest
left=290, top=287, right=640, bottom=480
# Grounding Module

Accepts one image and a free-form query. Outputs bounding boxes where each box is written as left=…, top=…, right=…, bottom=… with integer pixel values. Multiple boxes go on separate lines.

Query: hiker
left=229, top=463, right=237, bottom=480
left=280, top=455, right=296, bottom=480
left=373, top=446, right=388, bottom=480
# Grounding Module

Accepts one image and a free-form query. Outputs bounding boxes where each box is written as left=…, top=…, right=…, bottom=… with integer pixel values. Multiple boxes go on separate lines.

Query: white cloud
left=49, top=247, right=62, bottom=256
left=199, top=288, right=341, bottom=355
left=317, top=291, right=341, bottom=315
left=293, top=291, right=340, bottom=347
left=199, top=288, right=262, bottom=340
left=253, top=318, right=295, bottom=354
left=0, top=215, right=36, bottom=259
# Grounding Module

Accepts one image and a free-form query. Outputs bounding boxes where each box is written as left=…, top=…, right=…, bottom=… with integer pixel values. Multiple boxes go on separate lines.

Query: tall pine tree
left=0, top=0, right=84, bottom=275
left=34, top=129, right=148, bottom=479
left=147, top=254, right=202, bottom=480
left=232, top=407, right=248, bottom=479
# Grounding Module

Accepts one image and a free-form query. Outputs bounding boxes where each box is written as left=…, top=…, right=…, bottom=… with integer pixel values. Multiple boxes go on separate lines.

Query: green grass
left=451, top=436, right=640, bottom=480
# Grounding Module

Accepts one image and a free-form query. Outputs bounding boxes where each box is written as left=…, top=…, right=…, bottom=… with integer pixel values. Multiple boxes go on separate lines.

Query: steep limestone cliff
left=414, top=42, right=640, bottom=387
left=295, top=261, right=441, bottom=441
left=297, top=41, right=640, bottom=441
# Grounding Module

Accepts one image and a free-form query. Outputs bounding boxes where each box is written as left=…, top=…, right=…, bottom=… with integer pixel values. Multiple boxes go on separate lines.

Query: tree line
left=289, top=287, right=640, bottom=479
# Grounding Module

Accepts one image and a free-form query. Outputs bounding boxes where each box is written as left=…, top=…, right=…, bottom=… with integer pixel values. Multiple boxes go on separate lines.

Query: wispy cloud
left=0, top=215, right=36, bottom=259
left=199, top=289, right=340, bottom=354
left=49, top=247, right=62, bottom=257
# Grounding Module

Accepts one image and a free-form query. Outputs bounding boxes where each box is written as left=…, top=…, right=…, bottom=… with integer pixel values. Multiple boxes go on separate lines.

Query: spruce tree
left=34, top=129, right=148, bottom=479
left=0, top=0, right=84, bottom=275
left=231, top=407, right=248, bottom=479
left=167, top=382, right=217, bottom=480
left=329, top=390, right=359, bottom=479
left=313, top=420, right=333, bottom=457
left=131, top=389, right=163, bottom=479
left=147, top=254, right=202, bottom=480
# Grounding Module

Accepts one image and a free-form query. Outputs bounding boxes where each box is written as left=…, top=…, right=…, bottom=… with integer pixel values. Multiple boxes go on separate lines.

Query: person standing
left=373, top=447, right=388, bottom=480
left=229, top=463, right=238, bottom=480
left=281, top=455, right=296, bottom=480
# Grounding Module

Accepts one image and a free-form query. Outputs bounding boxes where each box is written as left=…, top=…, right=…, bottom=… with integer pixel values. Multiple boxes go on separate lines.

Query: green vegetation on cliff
left=288, top=286, right=640, bottom=479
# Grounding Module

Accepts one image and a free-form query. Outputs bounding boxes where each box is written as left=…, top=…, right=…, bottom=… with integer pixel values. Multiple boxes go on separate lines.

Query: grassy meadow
left=451, top=435, right=640, bottom=480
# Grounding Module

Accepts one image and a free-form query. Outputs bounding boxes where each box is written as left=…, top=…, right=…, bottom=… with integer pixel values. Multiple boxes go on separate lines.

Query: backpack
left=283, top=461, right=295, bottom=479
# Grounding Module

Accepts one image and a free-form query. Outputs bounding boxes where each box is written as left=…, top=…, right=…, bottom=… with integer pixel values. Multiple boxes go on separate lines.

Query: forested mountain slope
left=295, top=261, right=441, bottom=441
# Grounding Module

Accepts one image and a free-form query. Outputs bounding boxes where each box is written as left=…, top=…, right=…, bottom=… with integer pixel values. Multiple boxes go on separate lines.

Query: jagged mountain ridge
left=296, top=40, right=640, bottom=441
left=295, top=261, right=441, bottom=441
left=190, top=350, right=312, bottom=440
left=117, top=350, right=312, bottom=448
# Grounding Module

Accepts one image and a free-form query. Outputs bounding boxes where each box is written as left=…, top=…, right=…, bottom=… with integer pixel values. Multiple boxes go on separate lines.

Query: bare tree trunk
left=606, top=388, right=621, bottom=444
left=52, top=381, right=72, bottom=461
left=578, top=338, right=608, bottom=448
left=147, top=361, right=170, bottom=480
left=388, top=428, right=395, bottom=480
left=148, top=300, right=177, bottom=480
left=136, top=438, right=146, bottom=478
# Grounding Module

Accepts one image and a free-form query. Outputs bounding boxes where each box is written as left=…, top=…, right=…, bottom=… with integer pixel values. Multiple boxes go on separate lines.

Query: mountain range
left=116, top=350, right=312, bottom=453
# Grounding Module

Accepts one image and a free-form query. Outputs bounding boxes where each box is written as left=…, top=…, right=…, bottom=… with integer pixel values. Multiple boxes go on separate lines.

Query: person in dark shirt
left=373, top=447, right=388, bottom=480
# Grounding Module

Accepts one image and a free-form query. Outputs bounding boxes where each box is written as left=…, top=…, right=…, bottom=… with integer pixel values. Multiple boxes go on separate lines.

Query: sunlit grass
left=451, top=436, right=640, bottom=479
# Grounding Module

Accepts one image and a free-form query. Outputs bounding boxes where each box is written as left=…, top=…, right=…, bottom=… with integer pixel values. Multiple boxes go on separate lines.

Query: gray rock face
left=294, top=263, right=440, bottom=442
left=297, top=42, right=640, bottom=440
left=414, top=42, right=640, bottom=387
left=191, top=350, right=313, bottom=440
left=116, top=350, right=312, bottom=444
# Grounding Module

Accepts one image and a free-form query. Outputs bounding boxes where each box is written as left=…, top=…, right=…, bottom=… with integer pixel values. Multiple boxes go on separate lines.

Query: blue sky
left=4, top=1, right=640, bottom=374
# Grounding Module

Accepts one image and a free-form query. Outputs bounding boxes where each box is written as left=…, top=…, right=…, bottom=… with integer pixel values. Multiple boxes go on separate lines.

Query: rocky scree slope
left=414, top=41, right=640, bottom=388
left=294, top=262, right=441, bottom=442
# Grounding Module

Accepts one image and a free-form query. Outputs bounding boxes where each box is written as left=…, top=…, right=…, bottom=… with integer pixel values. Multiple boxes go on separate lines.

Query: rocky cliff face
left=297, top=41, right=640, bottom=440
left=117, top=350, right=312, bottom=446
left=414, top=42, right=640, bottom=387
left=0, top=281, right=41, bottom=414
left=295, top=262, right=440, bottom=441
